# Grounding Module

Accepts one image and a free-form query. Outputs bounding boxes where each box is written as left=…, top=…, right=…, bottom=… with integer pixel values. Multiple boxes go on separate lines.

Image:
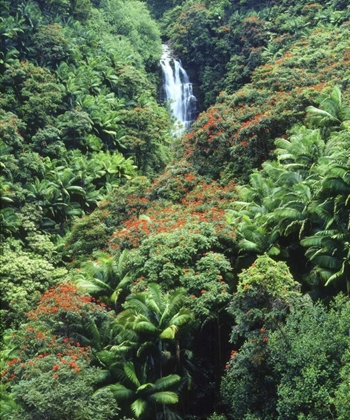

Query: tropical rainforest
left=0, top=0, right=350, bottom=419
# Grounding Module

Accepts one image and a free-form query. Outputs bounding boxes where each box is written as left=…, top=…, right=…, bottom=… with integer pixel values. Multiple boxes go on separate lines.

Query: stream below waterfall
left=160, top=44, right=197, bottom=135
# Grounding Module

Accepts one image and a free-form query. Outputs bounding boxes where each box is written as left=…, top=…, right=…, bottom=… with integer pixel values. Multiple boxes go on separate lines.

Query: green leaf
left=84, top=319, right=101, bottom=350
left=169, top=310, right=193, bottom=327
left=267, top=245, right=281, bottom=256
left=110, top=288, right=122, bottom=303
left=148, top=391, right=179, bottom=405
left=131, top=399, right=147, bottom=418
left=75, top=277, right=111, bottom=293
left=239, top=239, right=260, bottom=252
left=311, top=254, right=340, bottom=270
left=306, top=106, right=340, bottom=123
left=154, top=374, right=181, bottom=391
left=124, top=362, right=141, bottom=388
left=101, top=383, right=134, bottom=401
left=136, top=383, right=153, bottom=393
left=133, top=320, right=158, bottom=334
left=160, top=325, right=177, bottom=339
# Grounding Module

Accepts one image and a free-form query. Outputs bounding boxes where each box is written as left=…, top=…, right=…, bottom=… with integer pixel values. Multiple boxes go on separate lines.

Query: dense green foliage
left=160, top=0, right=350, bottom=109
left=1, top=0, right=349, bottom=419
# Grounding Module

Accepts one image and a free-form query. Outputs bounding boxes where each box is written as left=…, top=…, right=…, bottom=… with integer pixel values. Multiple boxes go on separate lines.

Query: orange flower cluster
left=27, top=283, right=105, bottom=321
left=230, top=350, right=238, bottom=360
left=108, top=180, right=237, bottom=250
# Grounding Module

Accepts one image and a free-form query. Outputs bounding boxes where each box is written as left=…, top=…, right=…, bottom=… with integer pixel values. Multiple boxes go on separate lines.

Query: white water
left=160, top=45, right=197, bottom=135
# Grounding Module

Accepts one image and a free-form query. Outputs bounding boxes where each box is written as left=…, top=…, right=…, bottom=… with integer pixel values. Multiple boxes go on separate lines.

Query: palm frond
left=146, top=283, right=163, bottom=310
left=323, top=178, right=350, bottom=194
left=325, top=260, right=348, bottom=287
left=124, top=294, right=150, bottom=316
left=99, top=383, right=134, bottom=401
left=239, top=239, right=261, bottom=252
left=75, top=277, right=111, bottom=293
left=118, top=273, right=133, bottom=289
left=95, top=349, right=120, bottom=367
left=168, top=309, right=194, bottom=327
left=160, top=325, right=178, bottom=340
left=267, top=245, right=281, bottom=256
left=137, top=383, right=155, bottom=397
left=124, top=362, right=141, bottom=388
left=132, top=318, right=158, bottom=334
left=131, top=398, right=147, bottom=418
left=154, top=374, right=181, bottom=391
left=148, top=391, right=179, bottom=405
left=274, top=208, right=303, bottom=220
left=136, top=341, right=156, bottom=358
left=283, top=220, right=304, bottom=237
left=110, top=288, right=122, bottom=304
left=311, top=254, right=341, bottom=270
left=83, top=319, right=101, bottom=351
left=306, top=106, right=341, bottom=123
left=301, top=235, right=323, bottom=248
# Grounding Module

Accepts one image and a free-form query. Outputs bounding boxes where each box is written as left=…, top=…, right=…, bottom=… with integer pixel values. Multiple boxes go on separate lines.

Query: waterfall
left=160, top=44, right=197, bottom=135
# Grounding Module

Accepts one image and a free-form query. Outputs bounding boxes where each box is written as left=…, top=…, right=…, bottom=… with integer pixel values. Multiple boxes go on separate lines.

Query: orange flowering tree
left=107, top=176, right=237, bottom=252
left=26, top=283, right=113, bottom=347
left=1, top=283, right=118, bottom=419
left=63, top=176, right=152, bottom=262
left=181, top=23, right=350, bottom=181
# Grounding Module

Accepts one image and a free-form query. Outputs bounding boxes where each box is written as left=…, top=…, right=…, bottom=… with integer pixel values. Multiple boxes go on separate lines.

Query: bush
left=0, top=238, right=67, bottom=327
left=3, top=353, right=117, bottom=420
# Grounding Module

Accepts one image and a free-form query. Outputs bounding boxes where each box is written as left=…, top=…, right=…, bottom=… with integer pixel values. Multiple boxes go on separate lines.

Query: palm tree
left=228, top=126, right=329, bottom=259
left=0, top=208, right=19, bottom=235
left=63, top=151, right=105, bottom=209
left=16, top=1, right=42, bottom=31
left=0, top=175, right=15, bottom=206
left=0, top=47, right=19, bottom=70
left=74, top=250, right=132, bottom=310
left=75, top=92, right=126, bottom=149
left=300, top=129, right=350, bottom=291
left=96, top=361, right=181, bottom=419
left=306, top=86, right=350, bottom=139
left=46, top=167, right=85, bottom=200
left=272, top=182, right=314, bottom=239
left=25, top=177, right=62, bottom=225
left=301, top=230, right=350, bottom=291
left=227, top=91, right=350, bottom=292
left=275, top=126, right=325, bottom=173
left=227, top=169, right=285, bottom=257
left=0, top=15, right=24, bottom=52
left=27, top=167, right=86, bottom=230
left=115, top=284, right=194, bottom=380
left=93, top=150, right=137, bottom=187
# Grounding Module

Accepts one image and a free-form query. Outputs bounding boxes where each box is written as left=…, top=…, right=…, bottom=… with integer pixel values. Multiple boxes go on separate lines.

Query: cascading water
left=160, top=44, right=197, bottom=135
